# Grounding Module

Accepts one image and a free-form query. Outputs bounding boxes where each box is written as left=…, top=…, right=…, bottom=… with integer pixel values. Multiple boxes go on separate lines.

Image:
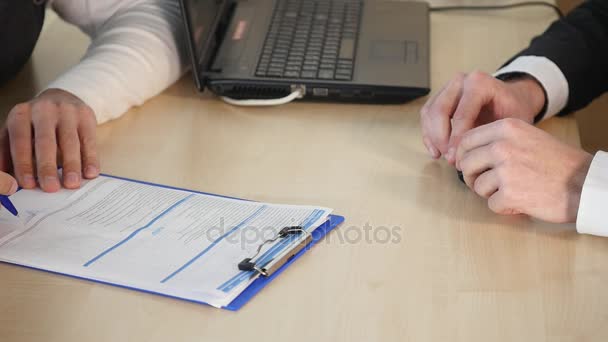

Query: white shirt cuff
left=577, top=151, right=608, bottom=237
left=494, top=56, right=569, bottom=121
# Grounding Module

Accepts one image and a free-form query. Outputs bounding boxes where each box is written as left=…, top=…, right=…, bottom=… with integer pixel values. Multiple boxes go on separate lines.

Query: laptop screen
left=180, top=0, right=226, bottom=88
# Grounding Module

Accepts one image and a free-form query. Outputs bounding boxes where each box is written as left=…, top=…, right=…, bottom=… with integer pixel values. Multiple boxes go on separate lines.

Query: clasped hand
left=421, top=71, right=593, bottom=223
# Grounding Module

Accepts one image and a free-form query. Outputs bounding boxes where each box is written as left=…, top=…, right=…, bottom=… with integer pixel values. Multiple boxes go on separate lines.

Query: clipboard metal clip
left=238, top=226, right=312, bottom=277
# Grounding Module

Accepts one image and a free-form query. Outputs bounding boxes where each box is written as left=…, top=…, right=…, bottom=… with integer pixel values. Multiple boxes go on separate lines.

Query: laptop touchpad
left=370, top=40, right=417, bottom=64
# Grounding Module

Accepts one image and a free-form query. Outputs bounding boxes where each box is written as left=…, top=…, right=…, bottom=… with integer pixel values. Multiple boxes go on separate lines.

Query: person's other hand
left=420, top=71, right=546, bottom=164
left=0, top=88, right=100, bottom=193
left=0, top=172, right=17, bottom=197
left=455, top=118, right=593, bottom=223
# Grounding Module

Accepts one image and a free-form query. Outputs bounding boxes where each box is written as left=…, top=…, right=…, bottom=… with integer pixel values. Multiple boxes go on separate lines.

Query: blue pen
left=0, top=195, right=18, bottom=217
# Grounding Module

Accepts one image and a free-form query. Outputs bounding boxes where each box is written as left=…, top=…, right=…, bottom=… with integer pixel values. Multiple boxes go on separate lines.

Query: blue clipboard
left=225, top=213, right=343, bottom=310
left=7, top=173, right=344, bottom=311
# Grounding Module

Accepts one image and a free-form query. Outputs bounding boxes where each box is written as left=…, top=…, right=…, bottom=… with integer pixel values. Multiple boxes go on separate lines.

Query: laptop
left=179, top=0, right=430, bottom=104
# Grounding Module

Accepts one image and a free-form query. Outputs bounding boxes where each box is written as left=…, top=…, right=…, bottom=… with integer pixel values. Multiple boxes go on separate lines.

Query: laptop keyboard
left=255, top=0, right=363, bottom=81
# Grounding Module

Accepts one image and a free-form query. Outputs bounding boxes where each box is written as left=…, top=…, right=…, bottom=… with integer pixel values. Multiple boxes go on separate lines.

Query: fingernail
left=8, top=181, right=17, bottom=195
left=85, top=165, right=98, bottom=178
left=22, top=174, right=35, bottom=188
left=65, top=172, right=80, bottom=185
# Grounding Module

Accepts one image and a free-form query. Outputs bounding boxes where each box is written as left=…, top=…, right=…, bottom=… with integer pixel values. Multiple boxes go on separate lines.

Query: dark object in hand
left=457, top=170, right=465, bottom=184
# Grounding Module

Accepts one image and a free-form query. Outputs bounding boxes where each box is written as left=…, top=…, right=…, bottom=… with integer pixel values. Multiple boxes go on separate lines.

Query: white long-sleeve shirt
left=45, top=0, right=188, bottom=124
left=495, top=57, right=608, bottom=237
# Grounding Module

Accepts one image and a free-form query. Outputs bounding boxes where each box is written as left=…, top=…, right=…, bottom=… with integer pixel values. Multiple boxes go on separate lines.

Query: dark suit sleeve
left=507, top=0, right=608, bottom=116
left=0, top=1, right=45, bottom=85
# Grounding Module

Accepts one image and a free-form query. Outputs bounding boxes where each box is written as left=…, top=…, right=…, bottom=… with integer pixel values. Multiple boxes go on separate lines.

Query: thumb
left=0, top=172, right=18, bottom=196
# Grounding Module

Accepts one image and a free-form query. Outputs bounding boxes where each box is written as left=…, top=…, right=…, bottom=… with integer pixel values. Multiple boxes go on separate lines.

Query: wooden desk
left=1, top=3, right=606, bottom=342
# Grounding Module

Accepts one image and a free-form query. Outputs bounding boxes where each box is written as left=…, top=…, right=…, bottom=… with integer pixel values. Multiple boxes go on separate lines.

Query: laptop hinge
left=201, top=0, right=238, bottom=79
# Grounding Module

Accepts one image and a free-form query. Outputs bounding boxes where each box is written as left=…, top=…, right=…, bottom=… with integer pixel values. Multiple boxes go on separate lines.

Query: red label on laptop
left=232, top=20, right=248, bottom=41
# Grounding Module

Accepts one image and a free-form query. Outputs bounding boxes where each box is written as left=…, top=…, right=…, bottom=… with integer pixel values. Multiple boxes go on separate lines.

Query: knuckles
left=37, top=163, right=58, bottom=174
left=472, top=178, right=486, bottom=197
left=80, top=135, right=97, bottom=149
left=463, top=70, right=506, bottom=101
left=6, top=103, right=32, bottom=128
left=497, top=117, right=526, bottom=135
left=12, top=141, right=32, bottom=156
left=13, top=161, right=34, bottom=173
left=33, top=135, right=56, bottom=148
left=59, top=134, right=80, bottom=148
left=464, top=70, right=495, bottom=93
left=453, top=72, right=466, bottom=87
left=10, top=95, right=96, bottom=126
left=77, top=106, right=96, bottom=123
left=61, top=160, right=81, bottom=172
left=466, top=70, right=490, bottom=85
left=57, top=101, right=78, bottom=114
left=486, top=168, right=519, bottom=214
left=31, top=98, right=59, bottom=116
left=10, top=103, right=31, bottom=116
left=424, top=72, right=467, bottom=117
left=487, top=193, right=515, bottom=215
left=488, top=197, right=504, bottom=214
left=489, top=141, right=511, bottom=160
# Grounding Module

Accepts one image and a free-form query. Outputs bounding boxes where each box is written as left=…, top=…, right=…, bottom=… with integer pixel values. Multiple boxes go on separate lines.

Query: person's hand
left=420, top=71, right=546, bottom=164
left=0, top=88, right=100, bottom=193
left=455, top=118, right=593, bottom=223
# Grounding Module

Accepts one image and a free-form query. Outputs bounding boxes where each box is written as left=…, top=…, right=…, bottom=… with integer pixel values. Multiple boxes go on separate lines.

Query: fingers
left=420, top=82, right=448, bottom=119
left=58, top=109, right=81, bottom=189
left=32, top=102, right=60, bottom=193
left=455, top=120, right=507, bottom=169
left=446, top=72, right=494, bottom=163
left=458, top=144, right=498, bottom=187
left=420, top=73, right=465, bottom=157
left=472, top=169, right=500, bottom=199
left=420, top=83, right=448, bottom=159
left=5, top=90, right=100, bottom=192
left=77, top=107, right=99, bottom=179
left=458, top=137, right=503, bottom=200
left=455, top=119, right=523, bottom=216
left=488, top=190, right=521, bottom=216
left=7, top=104, right=36, bottom=189
left=0, top=172, right=18, bottom=196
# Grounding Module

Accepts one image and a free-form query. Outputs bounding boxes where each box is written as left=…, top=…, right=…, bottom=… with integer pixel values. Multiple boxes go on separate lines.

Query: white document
left=0, top=176, right=332, bottom=308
